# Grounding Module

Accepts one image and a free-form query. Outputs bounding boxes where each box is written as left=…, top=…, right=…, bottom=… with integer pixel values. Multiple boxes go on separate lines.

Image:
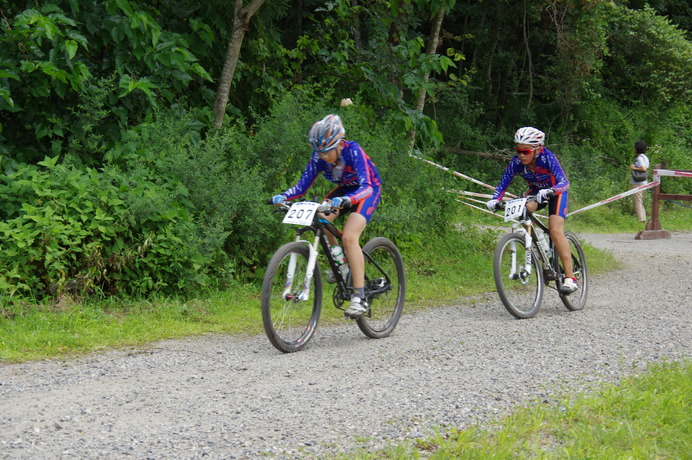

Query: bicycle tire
left=356, top=237, right=406, bottom=338
left=493, top=232, right=544, bottom=319
left=261, top=242, right=322, bottom=353
left=558, top=231, right=588, bottom=311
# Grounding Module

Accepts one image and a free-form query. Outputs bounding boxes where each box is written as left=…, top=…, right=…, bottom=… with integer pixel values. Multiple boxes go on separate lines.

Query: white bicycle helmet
left=514, top=127, right=545, bottom=146
left=308, top=114, right=345, bottom=153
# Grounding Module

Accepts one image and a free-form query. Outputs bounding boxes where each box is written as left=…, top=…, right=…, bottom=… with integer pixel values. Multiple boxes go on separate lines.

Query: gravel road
left=1, top=231, right=690, bottom=459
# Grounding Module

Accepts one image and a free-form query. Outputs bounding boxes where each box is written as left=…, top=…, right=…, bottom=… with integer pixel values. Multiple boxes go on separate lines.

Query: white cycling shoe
left=344, top=296, right=368, bottom=318
left=560, top=277, right=578, bottom=295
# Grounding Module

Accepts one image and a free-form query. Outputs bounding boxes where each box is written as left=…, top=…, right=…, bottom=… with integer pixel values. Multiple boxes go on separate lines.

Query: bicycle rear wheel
left=558, top=231, right=588, bottom=311
left=261, top=242, right=322, bottom=353
left=356, top=237, right=406, bottom=338
left=493, top=232, right=544, bottom=319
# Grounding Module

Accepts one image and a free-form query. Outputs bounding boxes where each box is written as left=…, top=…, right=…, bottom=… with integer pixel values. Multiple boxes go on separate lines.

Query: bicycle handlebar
left=495, top=190, right=554, bottom=212
left=266, top=198, right=351, bottom=215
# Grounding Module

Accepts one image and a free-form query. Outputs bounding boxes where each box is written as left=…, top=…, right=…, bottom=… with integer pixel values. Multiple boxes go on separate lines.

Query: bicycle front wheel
left=493, top=232, right=544, bottom=319
left=356, top=237, right=406, bottom=338
left=558, top=231, right=588, bottom=311
left=261, top=242, right=322, bottom=353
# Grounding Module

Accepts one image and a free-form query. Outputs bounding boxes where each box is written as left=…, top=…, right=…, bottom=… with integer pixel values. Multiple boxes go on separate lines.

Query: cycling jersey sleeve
left=341, top=142, right=377, bottom=203
left=281, top=153, right=323, bottom=200
left=491, top=157, right=521, bottom=200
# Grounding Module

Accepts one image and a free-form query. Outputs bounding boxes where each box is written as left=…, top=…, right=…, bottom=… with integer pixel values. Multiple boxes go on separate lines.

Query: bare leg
left=321, top=210, right=339, bottom=246
left=548, top=215, right=574, bottom=279
left=341, top=213, right=367, bottom=290
left=526, top=201, right=574, bottom=279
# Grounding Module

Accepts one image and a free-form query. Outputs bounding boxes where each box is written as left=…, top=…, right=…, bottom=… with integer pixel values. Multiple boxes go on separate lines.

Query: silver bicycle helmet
left=514, top=127, right=545, bottom=146
left=308, top=114, right=345, bottom=153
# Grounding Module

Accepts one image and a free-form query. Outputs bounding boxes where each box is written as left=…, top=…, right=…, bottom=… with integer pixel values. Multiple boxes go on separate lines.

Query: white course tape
left=411, top=153, right=517, bottom=197
left=418, top=154, right=687, bottom=219
left=457, top=198, right=499, bottom=217
left=654, top=169, right=692, bottom=179
left=454, top=190, right=495, bottom=199
left=566, top=180, right=660, bottom=216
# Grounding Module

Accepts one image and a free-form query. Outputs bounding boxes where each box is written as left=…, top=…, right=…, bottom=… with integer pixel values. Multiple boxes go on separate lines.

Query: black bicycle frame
left=526, top=211, right=560, bottom=282
left=293, top=215, right=391, bottom=302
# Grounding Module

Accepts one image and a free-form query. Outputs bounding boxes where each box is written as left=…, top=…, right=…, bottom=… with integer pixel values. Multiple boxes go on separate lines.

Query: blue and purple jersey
left=282, top=140, right=381, bottom=204
left=491, top=147, right=570, bottom=201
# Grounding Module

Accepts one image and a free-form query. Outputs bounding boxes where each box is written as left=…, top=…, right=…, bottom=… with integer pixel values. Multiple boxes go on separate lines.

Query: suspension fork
left=510, top=224, right=534, bottom=278
left=283, top=232, right=321, bottom=301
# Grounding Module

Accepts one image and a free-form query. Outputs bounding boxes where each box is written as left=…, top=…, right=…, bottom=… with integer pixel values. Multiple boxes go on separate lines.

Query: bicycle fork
left=282, top=234, right=321, bottom=301
left=509, top=230, right=534, bottom=283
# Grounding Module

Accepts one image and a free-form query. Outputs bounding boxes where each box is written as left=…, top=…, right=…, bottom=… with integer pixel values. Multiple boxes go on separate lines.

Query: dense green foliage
left=0, top=155, right=222, bottom=298
left=0, top=1, right=215, bottom=166
left=1, top=0, right=690, bottom=302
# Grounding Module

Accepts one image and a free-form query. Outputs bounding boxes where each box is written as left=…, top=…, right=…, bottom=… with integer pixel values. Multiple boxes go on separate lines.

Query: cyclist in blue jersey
left=271, top=114, right=382, bottom=317
left=486, top=127, right=578, bottom=294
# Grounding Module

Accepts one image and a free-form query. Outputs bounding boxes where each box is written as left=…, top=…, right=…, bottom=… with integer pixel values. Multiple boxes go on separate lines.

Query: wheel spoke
left=494, top=233, right=543, bottom=319
left=261, top=243, right=322, bottom=352
left=356, top=237, right=405, bottom=338
left=560, top=232, right=588, bottom=311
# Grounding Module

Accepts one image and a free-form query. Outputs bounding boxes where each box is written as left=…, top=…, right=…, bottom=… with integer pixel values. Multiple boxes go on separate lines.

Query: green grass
left=340, top=359, right=691, bottom=459
left=0, top=288, right=266, bottom=361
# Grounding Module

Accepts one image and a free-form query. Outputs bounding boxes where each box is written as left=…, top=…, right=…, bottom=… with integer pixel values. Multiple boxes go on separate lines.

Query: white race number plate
left=504, top=198, right=527, bottom=222
left=282, top=201, right=320, bottom=226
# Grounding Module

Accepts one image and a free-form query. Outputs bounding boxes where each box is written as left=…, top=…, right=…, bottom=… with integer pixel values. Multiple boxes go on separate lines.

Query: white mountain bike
left=261, top=200, right=406, bottom=352
left=493, top=195, right=588, bottom=319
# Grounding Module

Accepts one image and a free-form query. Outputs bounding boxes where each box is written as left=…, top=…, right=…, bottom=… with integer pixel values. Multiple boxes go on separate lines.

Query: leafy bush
left=0, top=156, right=217, bottom=300
left=0, top=2, right=213, bottom=165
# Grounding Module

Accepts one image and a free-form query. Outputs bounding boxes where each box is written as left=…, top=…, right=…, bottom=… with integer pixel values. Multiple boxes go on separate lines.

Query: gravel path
left=1, top=231, right=690, bottom=459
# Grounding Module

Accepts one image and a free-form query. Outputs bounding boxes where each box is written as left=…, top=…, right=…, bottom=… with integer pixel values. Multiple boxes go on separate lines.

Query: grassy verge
left=0, top=233, right=614, bottom=362
left=0, top=289, right=265, bottom=362
left=340, top=359, right=691, bottom=459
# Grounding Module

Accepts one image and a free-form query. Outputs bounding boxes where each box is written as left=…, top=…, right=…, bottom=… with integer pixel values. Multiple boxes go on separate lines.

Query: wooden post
left=636, top=164, right=671, bottom=240
left=646, top=170, right=662, bottom=231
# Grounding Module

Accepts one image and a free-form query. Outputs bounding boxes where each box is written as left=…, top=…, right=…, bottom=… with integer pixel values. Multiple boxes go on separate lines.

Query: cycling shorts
left=326, top=186, right=381, bottom=223
left=535, top=190, right=569, bottom=219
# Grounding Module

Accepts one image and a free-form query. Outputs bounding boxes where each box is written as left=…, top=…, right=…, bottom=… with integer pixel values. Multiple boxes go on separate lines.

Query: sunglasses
left=317, top=148, right=336, bottom=157
left=514, top=147, right=537, bottom=156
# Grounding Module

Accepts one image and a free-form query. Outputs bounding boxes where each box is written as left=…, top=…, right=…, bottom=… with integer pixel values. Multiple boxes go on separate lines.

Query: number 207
left=288, top=208, right=314, bottom=220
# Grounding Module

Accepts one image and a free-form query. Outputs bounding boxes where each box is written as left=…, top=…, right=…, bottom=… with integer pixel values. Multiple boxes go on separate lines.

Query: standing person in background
left=629, top=141, right=650, bottom=223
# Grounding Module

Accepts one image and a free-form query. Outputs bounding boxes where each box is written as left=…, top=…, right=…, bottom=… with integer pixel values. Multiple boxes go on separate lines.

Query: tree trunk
left=212, top=0, right=265, bottom=129
left=408, top=6, right=446, bottom=152
left=352, top=0, right=362, bottom=52
left=521, top=0, right=534, bottom=111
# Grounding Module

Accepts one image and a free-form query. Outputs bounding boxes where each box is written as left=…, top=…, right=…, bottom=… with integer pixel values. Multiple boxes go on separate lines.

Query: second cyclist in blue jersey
left=272, top=114, right=382, bottom=317
left=486, top=127, right=578, bottom=294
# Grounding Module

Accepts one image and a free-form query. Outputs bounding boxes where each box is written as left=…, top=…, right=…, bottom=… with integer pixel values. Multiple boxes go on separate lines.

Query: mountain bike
left=493, top=195, right=588, bottom=319
left=261, top=199, right=406, bottom=353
